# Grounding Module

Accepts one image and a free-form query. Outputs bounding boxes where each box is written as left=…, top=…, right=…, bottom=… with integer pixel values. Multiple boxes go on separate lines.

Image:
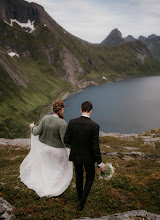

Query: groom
left=64, top=101, right=104, bottom=211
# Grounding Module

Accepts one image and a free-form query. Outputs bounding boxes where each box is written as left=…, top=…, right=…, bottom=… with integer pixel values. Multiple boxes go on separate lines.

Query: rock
left=123, top=147, right=138, bottom=150
left=0, top=182, right=7, bottom=185
left=59, top=47, right=84, bottom=85
left=0, top=205, right=6, bottom=215
left=74, top=210, right=160, bottom=220
left=102, top=151, right=160, bottom=160
left=99, top=132, right=138, bottom=140
left=0, top=138, right=30, bottom=147
left=0, top=197, right=15, bottom=220
left=104, top=145, right=111, bottom=148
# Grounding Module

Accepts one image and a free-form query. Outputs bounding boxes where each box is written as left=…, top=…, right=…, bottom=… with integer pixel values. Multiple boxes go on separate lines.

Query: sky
left=26, top=0, right=160, bottom=43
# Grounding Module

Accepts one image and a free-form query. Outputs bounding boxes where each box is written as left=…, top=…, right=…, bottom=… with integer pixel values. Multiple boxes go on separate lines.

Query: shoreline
left=58, top=74, right=160, bottom=104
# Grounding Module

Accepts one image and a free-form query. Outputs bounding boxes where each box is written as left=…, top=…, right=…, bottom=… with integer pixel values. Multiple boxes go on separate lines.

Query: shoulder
left=57, top=118, right=67, bottom=126
left=68, top=117, right=81, bottom=124
left=90, top=119, right=99, bottom=128
left=41, top=115, right=52, bottom=121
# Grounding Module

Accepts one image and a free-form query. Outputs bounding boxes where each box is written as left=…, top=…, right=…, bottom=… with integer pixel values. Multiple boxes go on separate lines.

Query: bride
left=19, top=99, right=73, bottom=197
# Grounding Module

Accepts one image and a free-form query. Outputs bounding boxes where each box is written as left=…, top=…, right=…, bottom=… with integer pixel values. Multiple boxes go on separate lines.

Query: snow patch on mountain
left=8, top=52, right=19, bottom=58
left=5, top=19, right=35, bottom=33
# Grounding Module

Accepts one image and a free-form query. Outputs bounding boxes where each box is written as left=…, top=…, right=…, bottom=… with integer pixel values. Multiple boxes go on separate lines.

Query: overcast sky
left=26, top=0, right=160, bottom=43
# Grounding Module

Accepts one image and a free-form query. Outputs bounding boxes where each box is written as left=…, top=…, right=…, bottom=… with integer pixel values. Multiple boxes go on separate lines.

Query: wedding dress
left=19, top=134, right=73, bottom=197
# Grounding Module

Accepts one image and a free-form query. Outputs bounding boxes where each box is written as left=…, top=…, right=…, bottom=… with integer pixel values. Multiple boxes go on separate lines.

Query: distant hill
left=101, top=28, right=160, bottom=61
left=0, top=0, right=160, bottom=138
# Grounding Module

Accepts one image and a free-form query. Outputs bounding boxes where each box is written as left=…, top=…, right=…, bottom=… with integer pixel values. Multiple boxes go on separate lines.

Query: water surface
left=64, top=76, right=160, bottom=134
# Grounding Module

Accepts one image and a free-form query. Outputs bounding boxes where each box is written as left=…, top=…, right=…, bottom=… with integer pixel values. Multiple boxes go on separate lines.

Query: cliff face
left=0, top=0, right=41, bottom=27
left=0, top=0, right=160, bottom=138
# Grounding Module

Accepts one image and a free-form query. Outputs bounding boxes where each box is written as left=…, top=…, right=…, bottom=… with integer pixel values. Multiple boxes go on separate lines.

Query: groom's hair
left=81, top=101, right=92, bottom=112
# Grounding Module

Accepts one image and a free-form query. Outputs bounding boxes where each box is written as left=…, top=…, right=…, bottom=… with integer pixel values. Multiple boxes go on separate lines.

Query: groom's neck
left=81, top=111, right=91, bottom=118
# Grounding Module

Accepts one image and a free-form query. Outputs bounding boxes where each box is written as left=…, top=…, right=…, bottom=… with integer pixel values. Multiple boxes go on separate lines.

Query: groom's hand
left=98, top=163, right=104, bottom=172
left=29, top=122, right=35, bottom=129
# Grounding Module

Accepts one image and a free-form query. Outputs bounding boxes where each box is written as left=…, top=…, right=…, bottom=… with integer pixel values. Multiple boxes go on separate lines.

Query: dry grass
left=0, top=134, right=160, bottom=219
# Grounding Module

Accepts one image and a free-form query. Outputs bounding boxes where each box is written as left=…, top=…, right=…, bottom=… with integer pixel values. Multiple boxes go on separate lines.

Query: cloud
left=25, top=0, right=160, bottom=43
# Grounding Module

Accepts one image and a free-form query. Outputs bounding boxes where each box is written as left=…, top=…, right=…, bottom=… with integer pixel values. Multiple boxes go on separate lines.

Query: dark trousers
left=74, top=162, right=95, bottom=207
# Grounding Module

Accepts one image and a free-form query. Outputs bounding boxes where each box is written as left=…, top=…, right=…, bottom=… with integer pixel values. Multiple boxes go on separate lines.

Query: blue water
left=64, top=76, right=160, bottom=134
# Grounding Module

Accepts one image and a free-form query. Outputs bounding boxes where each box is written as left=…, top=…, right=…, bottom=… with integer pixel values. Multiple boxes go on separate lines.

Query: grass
left=0, top=133, right=160, bottom=219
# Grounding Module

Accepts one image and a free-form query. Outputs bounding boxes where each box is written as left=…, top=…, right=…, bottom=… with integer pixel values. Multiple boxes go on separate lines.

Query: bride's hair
left=53, top=99, right=65, bottom=119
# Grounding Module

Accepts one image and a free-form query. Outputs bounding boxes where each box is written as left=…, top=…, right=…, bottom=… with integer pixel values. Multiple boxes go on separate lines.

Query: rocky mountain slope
left=101, top=28, right=160, bottom=61
left=138, top=34, right=160, bottom=62
left=0, top=0, right=160, bottom=138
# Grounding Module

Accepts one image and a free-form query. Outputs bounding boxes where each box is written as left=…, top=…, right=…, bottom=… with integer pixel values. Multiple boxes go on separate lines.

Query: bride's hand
left=29, top=122, right=35, bottom=128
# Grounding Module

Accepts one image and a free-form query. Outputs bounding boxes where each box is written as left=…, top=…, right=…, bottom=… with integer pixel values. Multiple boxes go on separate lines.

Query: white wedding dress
left=19, top=134, right=73, bottom=197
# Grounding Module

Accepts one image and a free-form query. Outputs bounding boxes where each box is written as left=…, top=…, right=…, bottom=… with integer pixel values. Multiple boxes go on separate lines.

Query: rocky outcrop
left=42, top=44, right=58, bottom=66
left=74, top=210, right=160, bottom=220
left=101, top=151, right=160, bottom=161
left=0, top=0, right=42, bottom=29
left=60, top=47, right=84, bottom=84
left=0, top=197, right=15, bottom=220
left=0, top=138, right=30, bottom=147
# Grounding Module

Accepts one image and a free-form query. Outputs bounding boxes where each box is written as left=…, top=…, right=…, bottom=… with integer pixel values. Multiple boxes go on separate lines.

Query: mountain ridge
left=101, top=28, right=160, bottom=61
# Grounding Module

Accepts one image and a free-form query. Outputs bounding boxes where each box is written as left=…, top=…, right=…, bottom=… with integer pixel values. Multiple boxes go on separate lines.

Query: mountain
left=101, top=29, right=160, bottom=61
left=101, top=28, right=124, bottom=46
left=138, top=35, right=160, bottom=61
left=124, top=35, right=136, bottom=43
left=101, top=29, right=136, bottom=46
left=0, top=0, right=160, bottom=138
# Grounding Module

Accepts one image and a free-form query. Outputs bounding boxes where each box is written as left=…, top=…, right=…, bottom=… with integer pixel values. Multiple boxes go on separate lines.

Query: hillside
left=0, top=0, right=160, bottom=138
left=0, top=129, right=160, bottom=219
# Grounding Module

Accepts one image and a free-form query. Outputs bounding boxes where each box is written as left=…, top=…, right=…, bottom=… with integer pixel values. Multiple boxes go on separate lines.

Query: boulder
left=74, top=210, right=160, bottom=220
left=0, top=197, right=15, bottom=220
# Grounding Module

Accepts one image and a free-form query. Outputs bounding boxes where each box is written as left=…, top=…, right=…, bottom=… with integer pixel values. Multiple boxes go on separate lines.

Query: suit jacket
left=64, top=116, right=102, bottom=164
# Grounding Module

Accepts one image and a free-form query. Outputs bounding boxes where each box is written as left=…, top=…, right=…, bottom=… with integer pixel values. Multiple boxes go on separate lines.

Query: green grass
left=0, top=134, right=160, bottom=219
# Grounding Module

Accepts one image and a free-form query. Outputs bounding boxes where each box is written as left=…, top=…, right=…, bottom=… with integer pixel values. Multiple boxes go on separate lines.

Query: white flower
left=99, top=163, right=115, bottom=180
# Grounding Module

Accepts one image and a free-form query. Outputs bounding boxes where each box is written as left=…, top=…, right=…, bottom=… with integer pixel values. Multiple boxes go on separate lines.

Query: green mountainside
left=0, top=0, right=160, bottom=138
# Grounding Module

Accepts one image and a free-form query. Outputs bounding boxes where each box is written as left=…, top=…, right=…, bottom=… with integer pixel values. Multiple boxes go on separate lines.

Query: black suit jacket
left=64, top=116, right=102, bottom=164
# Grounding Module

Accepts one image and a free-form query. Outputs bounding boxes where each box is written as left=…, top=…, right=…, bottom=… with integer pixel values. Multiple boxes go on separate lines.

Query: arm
left=64, top=121, right=72, bottom=147
left=31, top=118, right=44, bottom=136
left=91, top=124, right=102, bottom=165
left=59, top=121, right=68, bottom=147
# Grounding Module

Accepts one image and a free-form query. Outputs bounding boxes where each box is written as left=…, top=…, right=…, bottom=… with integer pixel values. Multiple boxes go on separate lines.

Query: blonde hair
left=53, top=99, right=65, bottom=119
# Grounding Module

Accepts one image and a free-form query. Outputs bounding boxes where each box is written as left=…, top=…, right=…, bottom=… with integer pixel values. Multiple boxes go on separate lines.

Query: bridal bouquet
left=99, top=163, right=115, bottom=180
